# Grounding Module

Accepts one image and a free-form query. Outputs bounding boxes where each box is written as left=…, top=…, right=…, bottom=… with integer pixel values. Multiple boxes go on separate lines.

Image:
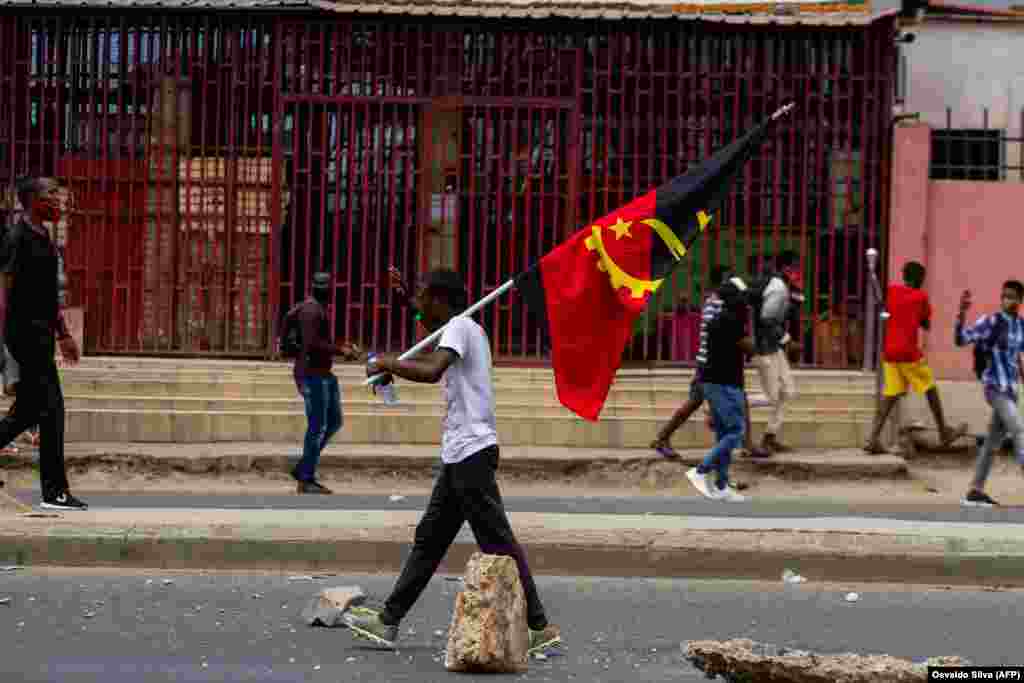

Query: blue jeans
left=697, top=383, right=746, bottom=490
left=296, top=375, right=343, bottom=482
left=973, top=387, right=1024, bottom=489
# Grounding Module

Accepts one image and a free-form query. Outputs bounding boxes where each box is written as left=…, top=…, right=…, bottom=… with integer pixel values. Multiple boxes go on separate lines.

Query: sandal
left=650, top=440, right=680, bottom=460
left=939, top=423, right=969, bottom=449
left=864, top=441, right=888, bottom=455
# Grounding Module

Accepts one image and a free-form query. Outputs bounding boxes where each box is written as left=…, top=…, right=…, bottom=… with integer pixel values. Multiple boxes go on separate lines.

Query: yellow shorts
left=883, top=360, right=936, bottom=397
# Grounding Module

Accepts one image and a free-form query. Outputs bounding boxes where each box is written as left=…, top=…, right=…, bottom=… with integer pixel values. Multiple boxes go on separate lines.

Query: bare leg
left=866, top=395, right=901, bottom=453
left=925, top=387, right=964, bottom=445
left=654, top=399, right=702, bottom=446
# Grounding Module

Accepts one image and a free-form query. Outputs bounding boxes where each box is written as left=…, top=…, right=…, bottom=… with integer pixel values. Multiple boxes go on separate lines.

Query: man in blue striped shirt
left=955, top=280, right=1024, bottom=507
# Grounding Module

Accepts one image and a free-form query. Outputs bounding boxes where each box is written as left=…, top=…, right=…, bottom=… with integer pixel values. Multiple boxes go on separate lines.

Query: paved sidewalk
left=0, top=442, right=911, bottom=481
left=2, top=505, right=1022, bottom=587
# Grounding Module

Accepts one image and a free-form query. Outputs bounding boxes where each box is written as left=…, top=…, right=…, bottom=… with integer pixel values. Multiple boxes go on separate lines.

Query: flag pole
left=770, top=102, right=795, bottom=121
left=364, top=278, right=517, bottom=386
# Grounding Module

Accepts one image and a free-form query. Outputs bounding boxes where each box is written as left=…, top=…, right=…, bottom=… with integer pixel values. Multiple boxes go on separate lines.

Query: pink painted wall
left=889, top=123, right=1024, bottom=380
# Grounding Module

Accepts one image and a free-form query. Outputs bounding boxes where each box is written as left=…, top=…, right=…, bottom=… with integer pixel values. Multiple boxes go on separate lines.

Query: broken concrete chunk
left=684, top=639, right=971, bottom=682
left=301, top=585, right=367, bottom=628
left=444, top=552, right=528, bottom=674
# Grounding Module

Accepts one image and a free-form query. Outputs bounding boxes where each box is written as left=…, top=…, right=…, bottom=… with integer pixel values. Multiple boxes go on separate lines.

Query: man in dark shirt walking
left=0, top=177, right=84, bottom=510
left=289, top=271, right=360, bottom=494
left=686, top=275, right=755, bottom=503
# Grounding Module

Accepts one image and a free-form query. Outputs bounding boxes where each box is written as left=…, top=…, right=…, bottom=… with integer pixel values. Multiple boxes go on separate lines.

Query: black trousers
left=0, top=337, right=67, bottom=496
left=383, top=445, right=548, bottom=631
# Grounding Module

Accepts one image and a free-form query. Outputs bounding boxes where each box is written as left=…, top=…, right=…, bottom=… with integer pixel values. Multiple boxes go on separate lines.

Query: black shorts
left=688, top=380, right=704, bottom=404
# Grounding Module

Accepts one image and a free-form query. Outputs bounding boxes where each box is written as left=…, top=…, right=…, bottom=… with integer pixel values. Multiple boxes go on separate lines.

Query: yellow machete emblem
left=584, top=211, right=713, bottom=299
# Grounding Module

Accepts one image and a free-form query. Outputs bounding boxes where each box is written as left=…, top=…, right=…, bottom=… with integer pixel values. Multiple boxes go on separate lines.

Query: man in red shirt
left=865, top=261, right=964, bottom=453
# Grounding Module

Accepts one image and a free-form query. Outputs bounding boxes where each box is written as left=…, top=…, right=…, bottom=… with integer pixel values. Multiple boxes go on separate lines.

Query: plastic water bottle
left=367, top=353, right=399, bottom=406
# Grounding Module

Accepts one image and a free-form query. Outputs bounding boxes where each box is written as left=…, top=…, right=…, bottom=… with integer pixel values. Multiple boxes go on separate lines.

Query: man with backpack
left=749, top=251, right=803, bottom=454
left=281, top=272, right=361, bottom=494
left=651, top=265, right=770, bottom=460
left=864, top=261, right=964, bottom=454
left=955, top=281, right=1024, bottom=507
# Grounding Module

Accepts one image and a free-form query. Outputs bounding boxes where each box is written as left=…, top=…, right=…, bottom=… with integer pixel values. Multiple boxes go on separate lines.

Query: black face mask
left=312, top=288, right=329, bottom=305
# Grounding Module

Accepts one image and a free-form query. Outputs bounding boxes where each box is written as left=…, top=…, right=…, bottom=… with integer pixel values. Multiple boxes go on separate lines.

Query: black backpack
left=279, top=303, right=304, bottom=358
left=971, top=314, right=1008, bottom=380
left=745, top=271, right=777, bottom=316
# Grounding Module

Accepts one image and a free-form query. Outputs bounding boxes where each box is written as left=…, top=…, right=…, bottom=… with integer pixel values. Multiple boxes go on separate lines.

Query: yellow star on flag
left=608, top=218, right=632, bottom=240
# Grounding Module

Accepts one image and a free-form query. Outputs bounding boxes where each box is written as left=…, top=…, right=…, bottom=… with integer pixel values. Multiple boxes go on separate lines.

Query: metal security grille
left=0, top=12, right=897, bottom=368
left=279, top=99, right=420, bottom=354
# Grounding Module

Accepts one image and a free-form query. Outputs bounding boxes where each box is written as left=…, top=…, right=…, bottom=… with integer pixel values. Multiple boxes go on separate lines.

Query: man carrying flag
left=515, top=105, right=793, bottom=421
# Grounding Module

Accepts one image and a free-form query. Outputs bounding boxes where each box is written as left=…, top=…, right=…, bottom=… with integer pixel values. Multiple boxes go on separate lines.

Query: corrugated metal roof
left=926, top=0, right=1024, bottom=16
left=310, top=1, right=895, bottom=23
left=0, top=0, right=899, bottom=23
left=0, top=0, right=307, bottom=7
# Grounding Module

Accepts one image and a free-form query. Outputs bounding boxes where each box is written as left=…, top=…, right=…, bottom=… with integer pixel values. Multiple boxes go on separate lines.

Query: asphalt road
left=11, top=490, right=1024, bottom=524
left=0, top=569, right=1020, bottom=682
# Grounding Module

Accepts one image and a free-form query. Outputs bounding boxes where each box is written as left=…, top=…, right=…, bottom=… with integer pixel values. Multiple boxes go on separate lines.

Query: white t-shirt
left=437, top=316, right=498, bottom=464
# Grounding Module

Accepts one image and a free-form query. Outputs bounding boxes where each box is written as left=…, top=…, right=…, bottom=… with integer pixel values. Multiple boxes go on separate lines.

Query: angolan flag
left=515, top=106, right=791, bottom=421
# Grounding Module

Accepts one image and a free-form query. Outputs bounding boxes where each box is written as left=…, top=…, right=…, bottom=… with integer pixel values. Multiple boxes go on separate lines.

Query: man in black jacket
left=0, top=177, right=84, bottom=510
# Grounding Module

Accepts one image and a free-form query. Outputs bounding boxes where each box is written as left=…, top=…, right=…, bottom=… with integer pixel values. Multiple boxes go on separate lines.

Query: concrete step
left=65, top=408, right=870, bottom=447
left=66, top=357, right=875, bottom=389
left=61, top=394, right=876, bottom=420
left=60, top=370, right=875, bottom=396
left=60, top=369, right=875, bottom=392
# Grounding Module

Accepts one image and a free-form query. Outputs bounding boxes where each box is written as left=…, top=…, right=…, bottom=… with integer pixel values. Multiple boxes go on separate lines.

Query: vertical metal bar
left=164, top=14, right=178, bottom=353
left=501, top=105, right=514, bottom=357
left=343, top=83, right=358, bottom=346
left=370, top=95, right=387, bottom=352
left=330, top=31, right=345, bottom=346
left=384, top=101, right=400, bottom=351
left=224, top=22, right=239, bottom=353
left=331, top=96, right=345, bottom=341
left=734, top=31, right=746, bottom=280
left=292, top=28, right=306, bottom=307
left=487, top=104, right=501, bottom=354
left=859, top=29, right=876, bottom=369
left=269, top=18, right=284, bottom=351
left=358, top=100, right=372, bottom=348
left=301, top=33, right=314, bottom=313
left=811, top=33, right=827, bottom=367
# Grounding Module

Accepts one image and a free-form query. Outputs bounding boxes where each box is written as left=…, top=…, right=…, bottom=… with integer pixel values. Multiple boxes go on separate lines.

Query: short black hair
left=16, top=177, right=56, bottom=209
left=422, top=268, right=468, bottom=310
left=1003, top=280, right=1024, bottom=298
left=311, top=271, right=331, bottom=291
left=777, top=250, right=799, bottom=269
left=709, top=265, right=730, bottom=288
left=903, top=261, right=926, bottom=285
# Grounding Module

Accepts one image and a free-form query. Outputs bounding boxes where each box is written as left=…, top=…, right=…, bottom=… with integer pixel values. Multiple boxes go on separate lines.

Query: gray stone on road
left=0, top=569, right=1021, bottom=682
left=13, top=491, right=1024, bottom=524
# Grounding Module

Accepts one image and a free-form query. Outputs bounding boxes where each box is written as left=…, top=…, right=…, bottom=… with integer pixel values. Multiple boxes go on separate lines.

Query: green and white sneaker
left=528, top=624, right=562, bottom=655
left=342, top=608, right=399, bottom=649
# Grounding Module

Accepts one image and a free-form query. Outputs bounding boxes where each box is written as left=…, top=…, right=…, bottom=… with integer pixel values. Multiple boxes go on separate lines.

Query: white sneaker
left=715, top=486, right=748, bottom=503
left=686, top=468, right=716, bottom=500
